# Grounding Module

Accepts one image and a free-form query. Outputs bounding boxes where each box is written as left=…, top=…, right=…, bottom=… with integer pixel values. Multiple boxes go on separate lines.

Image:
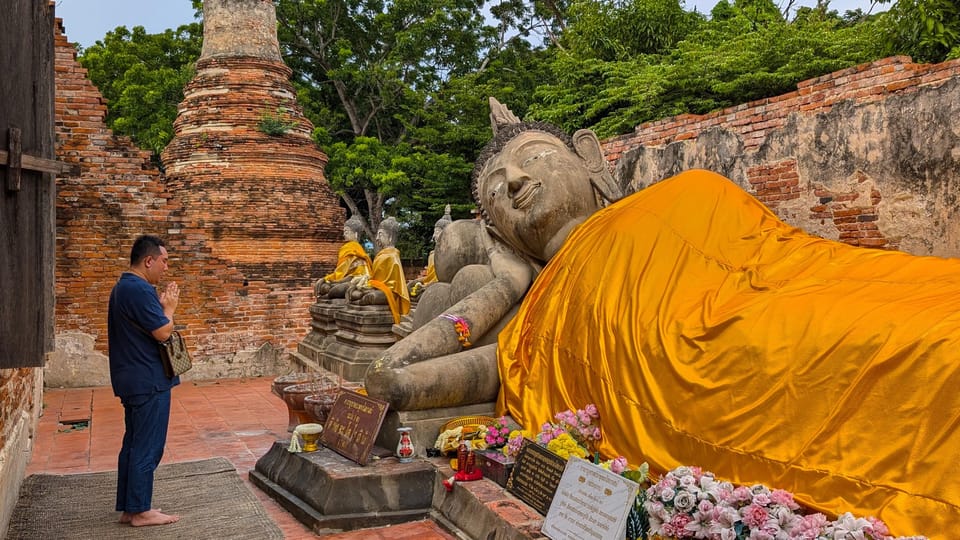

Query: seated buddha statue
left=347, top=216, right=410, bottom=323
left=315, top=215, right=372, bottom=300
left=364, top=97, right=960, bottom=537
left=409, top=204, right=453, bottom=298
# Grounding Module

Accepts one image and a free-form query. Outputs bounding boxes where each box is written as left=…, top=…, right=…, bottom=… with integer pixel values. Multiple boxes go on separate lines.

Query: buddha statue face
left=376, top=217, right=399, bottom=249
left=476, top=130, right=600, bottom=261
left=343, top=225, right=359, bottom=242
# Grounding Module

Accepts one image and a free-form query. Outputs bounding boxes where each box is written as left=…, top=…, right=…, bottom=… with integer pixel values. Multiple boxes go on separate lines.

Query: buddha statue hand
left=480, top=222, right=535, bottom=293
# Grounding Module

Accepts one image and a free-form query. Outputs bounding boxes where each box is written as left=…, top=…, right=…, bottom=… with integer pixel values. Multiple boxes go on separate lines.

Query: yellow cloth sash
left=421, top=251, right=438, bottom=285
left=323, top=241, right=372, bottom=282
left=367, top=246, right=410, bottom=324
left=497, top=169, right=960, bottom=538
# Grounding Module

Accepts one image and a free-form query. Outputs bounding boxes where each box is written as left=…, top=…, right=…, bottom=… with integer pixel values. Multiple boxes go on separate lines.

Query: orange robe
left=497, top=169, right=960, bottom=538
left=421, top=251, right=438, bottom=285
left=324, top=241, right=372, bottom=282
left=368, top=246, right=410, bottom=324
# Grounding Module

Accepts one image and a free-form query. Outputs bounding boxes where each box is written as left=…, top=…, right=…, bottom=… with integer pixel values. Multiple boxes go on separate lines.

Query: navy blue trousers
left=116, top=389, right=171, bottom=513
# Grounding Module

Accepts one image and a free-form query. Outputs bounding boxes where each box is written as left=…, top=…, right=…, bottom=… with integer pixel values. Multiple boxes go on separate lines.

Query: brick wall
left=0, top=368, right=40, bottom=534
left=605, top=56, right=960, bottom=256
left=48, top=19, right=343, bottom=386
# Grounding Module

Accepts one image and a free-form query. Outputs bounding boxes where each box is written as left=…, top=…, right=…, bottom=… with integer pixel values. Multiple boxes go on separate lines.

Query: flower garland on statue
left=508, top=403, right=928, bottom=540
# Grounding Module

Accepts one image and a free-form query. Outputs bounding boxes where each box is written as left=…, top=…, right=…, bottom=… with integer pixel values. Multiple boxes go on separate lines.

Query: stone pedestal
left=321, top=304, right=398, bottom=382
left=298, top=298, right=346, bottom=365
left=251, top=442, right=435, bottom=533
left=391, top=313, right=415, bottom=340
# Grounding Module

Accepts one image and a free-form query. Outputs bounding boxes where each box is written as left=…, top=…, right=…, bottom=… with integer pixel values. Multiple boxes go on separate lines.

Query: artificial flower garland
left=439, top=313, right=472, bottom=347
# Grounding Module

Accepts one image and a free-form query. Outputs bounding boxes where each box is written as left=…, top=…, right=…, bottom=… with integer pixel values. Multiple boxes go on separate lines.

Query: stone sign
left=505, top=439, right=567, bottom=515
left=319, top=390, right=389, bottom=465
left=542, top=456, right=639, bottom=540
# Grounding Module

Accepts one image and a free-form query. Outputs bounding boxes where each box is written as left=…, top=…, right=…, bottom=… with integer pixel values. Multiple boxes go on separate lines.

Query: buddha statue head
left=376, top=216, right=400, bottom=250
left=432, top=204, right=453, bottom=244
left=344, top=214, right=364, bottom=243
left=471, top=98, right=622, bottom=263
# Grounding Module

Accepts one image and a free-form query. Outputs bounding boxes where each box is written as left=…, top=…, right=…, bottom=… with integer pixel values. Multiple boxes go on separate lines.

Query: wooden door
left=0, top=0, right=56, bottom=368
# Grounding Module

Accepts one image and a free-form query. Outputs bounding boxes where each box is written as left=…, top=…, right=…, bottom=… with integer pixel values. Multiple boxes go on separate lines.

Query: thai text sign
left=541, top=456, right=639, bottom=540
left=505, top=439, right=566, bottom=515
left=319, top=390, right=388, bottom=465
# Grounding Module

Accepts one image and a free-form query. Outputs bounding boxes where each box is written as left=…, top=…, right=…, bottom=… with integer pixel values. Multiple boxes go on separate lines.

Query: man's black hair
left=130, top=235, right=166, bottom=266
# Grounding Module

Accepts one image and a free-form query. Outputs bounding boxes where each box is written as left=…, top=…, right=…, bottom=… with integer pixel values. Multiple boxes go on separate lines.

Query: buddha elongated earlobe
left=573, top=129, right=623, bottom=203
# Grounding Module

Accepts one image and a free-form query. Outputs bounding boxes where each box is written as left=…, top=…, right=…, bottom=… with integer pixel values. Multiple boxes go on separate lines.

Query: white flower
left=673, top=490, right=698, bottom=513
left=660, top=487, right=676, bottom=502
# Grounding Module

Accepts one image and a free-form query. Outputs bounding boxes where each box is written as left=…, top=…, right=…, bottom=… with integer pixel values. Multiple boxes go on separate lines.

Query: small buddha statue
left=315, top=215, right=373, bottom=300
left=347, top=216, right=410, bottom=323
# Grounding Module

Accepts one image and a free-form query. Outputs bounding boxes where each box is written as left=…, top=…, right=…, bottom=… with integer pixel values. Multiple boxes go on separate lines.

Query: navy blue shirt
left=108, top=272, right=179, bottom=398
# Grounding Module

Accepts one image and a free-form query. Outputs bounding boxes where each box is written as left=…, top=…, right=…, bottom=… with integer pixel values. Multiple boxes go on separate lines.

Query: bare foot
left=128, top=509, right=180, bottom=527
left=119, top=508, right=162, bottom=524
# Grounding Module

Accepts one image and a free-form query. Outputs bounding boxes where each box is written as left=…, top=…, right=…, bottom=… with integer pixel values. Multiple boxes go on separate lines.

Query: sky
left=55, top=0, right=885, bottom=50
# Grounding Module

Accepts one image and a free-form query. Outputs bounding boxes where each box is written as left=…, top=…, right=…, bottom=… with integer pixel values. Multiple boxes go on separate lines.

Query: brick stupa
left=161, top=0, right=344, bottom=286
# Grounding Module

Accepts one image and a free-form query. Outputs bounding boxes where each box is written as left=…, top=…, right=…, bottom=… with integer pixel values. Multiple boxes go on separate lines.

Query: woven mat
left=5, top=458, right=283, bottom=539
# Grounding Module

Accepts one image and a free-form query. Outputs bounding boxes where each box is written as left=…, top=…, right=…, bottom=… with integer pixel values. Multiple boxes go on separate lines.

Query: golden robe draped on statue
left=421, top=251, right=438, bottom=285
left=324, top=241, right=372, bottom=282
left=368, top=246, right=410, bottom=324
left=497, top=169, right=960, bottom=538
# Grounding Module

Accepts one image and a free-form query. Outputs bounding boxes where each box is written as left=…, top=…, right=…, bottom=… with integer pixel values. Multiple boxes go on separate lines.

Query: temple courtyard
left=25, top=376, right=465, bottom=539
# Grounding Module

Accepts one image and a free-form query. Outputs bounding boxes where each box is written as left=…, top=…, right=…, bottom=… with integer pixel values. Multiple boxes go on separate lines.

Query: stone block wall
left=604, top=56, right=960, bottom=257
left=49, top=19, right=343, bottom=386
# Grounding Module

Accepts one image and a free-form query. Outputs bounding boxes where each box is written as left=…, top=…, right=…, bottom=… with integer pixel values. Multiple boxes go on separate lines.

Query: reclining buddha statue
left=365, top=97, right=960, bottom=537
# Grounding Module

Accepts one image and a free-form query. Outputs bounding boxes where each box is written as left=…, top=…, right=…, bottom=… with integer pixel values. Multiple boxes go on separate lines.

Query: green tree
left=78, top=23, right=202, bottom=160
left=275, top=0, right=508, bottom=245
left=877, top=0, right=960, bottom=62
left=529, top=0, right=883, bottom=137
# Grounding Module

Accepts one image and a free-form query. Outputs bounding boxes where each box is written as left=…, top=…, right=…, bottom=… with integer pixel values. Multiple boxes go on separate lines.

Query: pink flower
left=867, top=517, right=890, bottom=536
left=610, top=456, right=627, bottom=474
left=585, top=403, right=599, bottom=417
left=731, top=486, right=753, bottom=504
left=770, top=489, right=800, bottom=510
left=791, top=513, right=828, bottom=539
left=662, top=513, right=694, bottom=538
left=741, top=503, right=770, bottom=529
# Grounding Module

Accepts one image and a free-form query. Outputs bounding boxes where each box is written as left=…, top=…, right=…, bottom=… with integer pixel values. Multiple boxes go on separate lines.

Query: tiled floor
left=26, top=377, right=456, bottom=539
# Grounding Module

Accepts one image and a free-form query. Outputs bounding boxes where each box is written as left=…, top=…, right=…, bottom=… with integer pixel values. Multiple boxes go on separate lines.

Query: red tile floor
left=26, top=377, right=457, bottom=539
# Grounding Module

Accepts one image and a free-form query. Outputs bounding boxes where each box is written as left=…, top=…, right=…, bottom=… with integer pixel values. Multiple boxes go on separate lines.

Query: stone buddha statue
left=347, top=216, right=410, bottom=323
left=315, top=214, right=373, bottom=299
left=409, top=204, right=453, bottom=298
left=364, top=97, right=621, bottom=412
left=365, top=97, right=960, bottom=536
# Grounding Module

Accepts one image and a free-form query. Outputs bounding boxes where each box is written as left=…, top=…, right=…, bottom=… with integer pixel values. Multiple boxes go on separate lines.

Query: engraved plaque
left=505, top=439, right=567, bottom=515
left=542, top=456, right=639, bottom=540
left=319, top=390, right=389, bottom=465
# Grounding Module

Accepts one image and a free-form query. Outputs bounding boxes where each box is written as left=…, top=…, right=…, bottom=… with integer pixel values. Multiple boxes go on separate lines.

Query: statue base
left=250, top=440, right=544, bottom=538
left=321, top=304, right=398, bottom=381
left=297, top=299, right=346, bottom=366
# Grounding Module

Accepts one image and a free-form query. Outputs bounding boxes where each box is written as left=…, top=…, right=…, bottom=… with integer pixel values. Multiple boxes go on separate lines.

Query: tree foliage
left=78, top=24, right=202, bottom=159
left=528, top=0, right=883, bottom=138
left=275, top=0, right=499, bottom=241
left=877, top=0, right=960, bottom=61
left=76, top=0, right=956, bottom=257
